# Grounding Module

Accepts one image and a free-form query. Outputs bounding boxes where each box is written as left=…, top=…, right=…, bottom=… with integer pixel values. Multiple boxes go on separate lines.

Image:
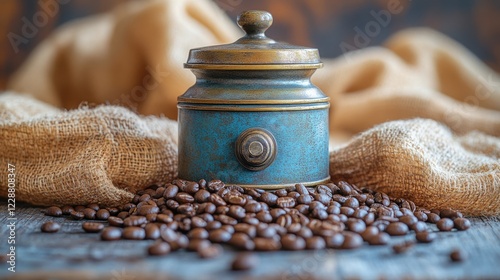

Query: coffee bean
left=82, top=208, right=96, bottom=220
left=163, top=185, right=179, bottom=199
left=276, top=197, right=296, bottom=208
left=188, top=228, right=209, bottom=239
left=184, top=182, right=200, bottom=194
left=385, top=222, right=409, bottom=236
left=392, top=241, right=414, bottom=254
left=87, top=203, right=100, bottom=211
left=415, top=231, right=437, bottom=243
left=209, top=229, right=232, bottom=243
left=411, top=221, right=428, bottom=233
left=176, top=192, right=194, bottom=204
left=367, top=232, right=390, bottom=245
left=414, top=211, right=428, bottom=222
left=296, top=194, right=312, bottom=205
left=188, top=239, right=211, bottom=251
left=340, top=207, right=355, bottom=217
left=45, top=206, right=63, bottom=217
left=198, top=244, right=223, bottom=259
left=210, top=194, right=226, bottom=206
left=94, top=209, right=110, bottom=220
left=226, top=194, right=246, bottom=206
left=297, top=227, right=313, bottom=239
left=41, top=221, right=60, bottom=233
left=69, top=210, right=85, bottom=220
left=427, top=213, right=441, bottom=223
left=256, top=225, right=276, bottom=238
left=440, top=209, right=463, bottom=220
left=170, top=234, right=189, bottom=251
left=399, top=215, right=418, bottom=226
left=206, top=221, right=222, bottom=230
left=347, top=219, right=366, bottom=233
left=450, top=249, right=466, bottom=262
left=338, top=181, right=353, bottom=196
left=234, top=224, right=256, bottom=238
left=191, top=216, right=208, bottom=228
left=123, top=216, right=147, bottom=227
left=231, top=253, right=259, bottom=271
left=325, top=232, right=344, bottom=248
left=454, top=218, right=471, bottom=231
left=260, top=192, right=278, bottom=206
left=145, top=223, right=161, bottom=239
left=117, top=211, right=129, bottom=220
left=60, top=205, right=74, bottom=215
left=254, top=237, right=281, bottom=251
left=82, top=222, right=105, bottom=233
left=148, top=242, right=171, bottom=256
left=361, top=226, right=379, bottom=241
left=437, top=218, right=454, bottom=231
left=194, top=190, right=211, bottom=203
left=228, top=205, right=246, bottom=219
left=305, top=236, right=326, bottom=250
left=281, top=234, right=306, bottom=250
left=122, top=227, right=145, bottom=240
left=137, top=205, right=159, bottom=216
left=341, top=232, right=363, bottom=249
left=101, top=227, right=122, bottom=241
left=229, top=233, right=255, bottom=250
left=74, top=205, right=86, bottom=212
left=344, top=197, right=359, bottom=208
left=244, top=202, right=262, bottom=213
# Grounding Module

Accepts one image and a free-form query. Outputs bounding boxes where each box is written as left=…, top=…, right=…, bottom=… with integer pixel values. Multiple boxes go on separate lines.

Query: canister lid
left=185, top=10, right=322, bottom=70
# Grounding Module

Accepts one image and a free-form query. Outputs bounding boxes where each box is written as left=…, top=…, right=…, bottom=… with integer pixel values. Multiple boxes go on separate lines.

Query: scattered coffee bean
left=43, top=178, right=472, bottom=259
left=122, top=227, right=146, bottom=240
left=450, top=249, right=466, bottom=262
left=101, top=227, right=122, bottom=241
left=392, top=241, right=414, bottom=254
left=454, top=218, right=471, bottom=231
left=198, top=244, right=223, bottom=259
left=41, top=221, right=60, bottom=233
left=437, top=218, right=454, bottom=231
left=148, top=242, right=171, bottom=256
left=231, top=253, right=259, bottom=271
left=107, top=216, right=124, bottom=227
left=385, top=222, right=409, bottom=236
left=82, top=222, right=105, bottom=233
left=45, top=206, right=63, bottom=217
left=415, top=231, right=437, bottom=243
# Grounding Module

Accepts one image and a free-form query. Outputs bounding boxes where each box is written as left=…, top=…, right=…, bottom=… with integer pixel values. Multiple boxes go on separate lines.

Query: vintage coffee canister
left=178, top=10, right=330, bottom=188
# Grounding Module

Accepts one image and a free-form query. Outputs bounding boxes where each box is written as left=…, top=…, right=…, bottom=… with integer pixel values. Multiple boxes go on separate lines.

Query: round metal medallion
left=235, top=128, right=277, bottom=171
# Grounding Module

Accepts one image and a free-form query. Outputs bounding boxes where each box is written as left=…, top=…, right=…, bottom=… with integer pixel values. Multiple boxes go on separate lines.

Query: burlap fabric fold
left=1, top=0, right=499, bottom=215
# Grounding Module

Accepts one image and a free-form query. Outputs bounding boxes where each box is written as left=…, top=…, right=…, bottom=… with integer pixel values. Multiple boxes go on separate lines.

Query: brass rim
left=177, top=103, right=330, bottom=112
left=227, top=176, right=331, bottom=189
left=177, top=97, right=330, bottom=105
left=184, top=63, right=323, bottom=70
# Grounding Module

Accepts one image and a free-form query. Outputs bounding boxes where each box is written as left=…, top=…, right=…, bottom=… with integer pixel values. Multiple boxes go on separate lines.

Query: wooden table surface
left=1, top=202, right=499, bottom=280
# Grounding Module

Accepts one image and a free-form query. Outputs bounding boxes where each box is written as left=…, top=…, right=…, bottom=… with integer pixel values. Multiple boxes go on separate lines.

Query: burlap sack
left=0, top=93, right=178, bottom=207
left=2, top=0, right=500, bottom=215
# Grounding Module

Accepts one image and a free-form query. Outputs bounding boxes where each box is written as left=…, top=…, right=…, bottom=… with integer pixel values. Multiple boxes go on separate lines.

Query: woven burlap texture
left=0, top=93, right=178, bottom=207
left=2, top=0, right=499, bottom=215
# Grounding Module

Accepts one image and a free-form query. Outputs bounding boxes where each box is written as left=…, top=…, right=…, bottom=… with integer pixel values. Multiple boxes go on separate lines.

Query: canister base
left=226, top=176, right=331, bottom=189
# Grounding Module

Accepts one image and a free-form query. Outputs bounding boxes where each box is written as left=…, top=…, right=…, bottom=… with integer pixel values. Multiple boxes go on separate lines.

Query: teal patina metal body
left=178, top=11, right=330, bottom=188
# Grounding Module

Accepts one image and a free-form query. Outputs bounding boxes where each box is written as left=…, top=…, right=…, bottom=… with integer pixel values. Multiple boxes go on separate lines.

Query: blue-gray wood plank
left=1, top=202, right=499, bottom=280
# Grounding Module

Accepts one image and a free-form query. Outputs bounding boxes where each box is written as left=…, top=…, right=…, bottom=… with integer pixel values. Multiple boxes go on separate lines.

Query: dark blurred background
left=1, top=0, right=499, bottom=90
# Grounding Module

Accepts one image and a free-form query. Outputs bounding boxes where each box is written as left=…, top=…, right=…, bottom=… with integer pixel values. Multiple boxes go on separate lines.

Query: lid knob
left=237, top=10, right=273, bottom=38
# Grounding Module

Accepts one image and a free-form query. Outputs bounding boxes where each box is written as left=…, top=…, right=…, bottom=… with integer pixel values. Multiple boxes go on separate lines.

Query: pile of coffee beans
left=41, top=179, right=471, bottom=265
